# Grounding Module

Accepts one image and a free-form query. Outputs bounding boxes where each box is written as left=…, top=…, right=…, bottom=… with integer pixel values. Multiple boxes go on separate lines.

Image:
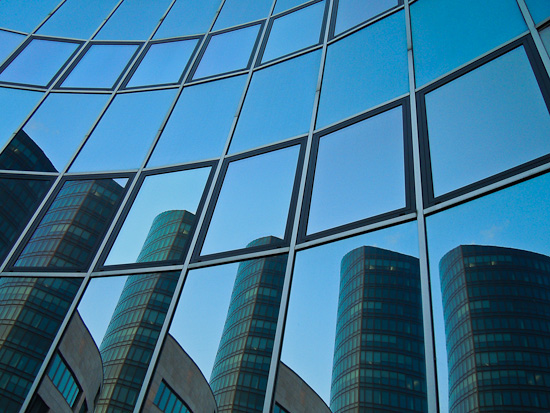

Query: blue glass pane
left=69, top=89, right=177, bottom=172
left=0, top=30, right=25, bottom=65
left=317, top=11, right=408, bottom=128
left=411, top=0, right=526, bottom=87
left=334, top=0, right=398, bottom=35
left=0, top=39, right=79, bottom=87
left=127, top=39, right=198, bottom=87
left=193, top=25, right=260, bottom=79
left=0, top=88, right=43, bottom=149
left=106, top=167, right=211, bottom=265
left=37, top=0, right=119, bottom=40
left=2, top=93, right=109, bottom=172
left=262, top=1, right=324, bottom=63
left=230, top=50, right=321, bottom=153
left=213, top=0, right=273, bottom=30
left=61, top=44, right=139, bottom=89
left=154, top=0, right=221, bottom=38
left=426, top=46, right=550, bottom=197
left=308, top=106, right=405, bottom=234
left=148, top=75, right=246, bottom=167
left=0, top=0, right=59, bottom=32
left=201, top=145, right=300, bottom=255
left=525, top=0, right=550, bottom=24
left=274, top=0, right=309, bottom=14
left=95, top=0, right=173, bottom=40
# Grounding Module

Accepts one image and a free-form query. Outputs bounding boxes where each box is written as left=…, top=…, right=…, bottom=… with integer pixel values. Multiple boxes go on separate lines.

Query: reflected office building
left=440, top=245, right=550, bottom=413
left=331, top=246, right=427, bottom=412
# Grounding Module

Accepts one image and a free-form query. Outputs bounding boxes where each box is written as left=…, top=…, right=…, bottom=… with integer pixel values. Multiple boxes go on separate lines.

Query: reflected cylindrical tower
left=440, top=245, right=550, bottom=413
left=330, top=246, right=427, bottom=412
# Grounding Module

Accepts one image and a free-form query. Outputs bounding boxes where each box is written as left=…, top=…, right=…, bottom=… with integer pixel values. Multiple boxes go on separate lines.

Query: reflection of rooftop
left=0, top=128, right=56, bottom=172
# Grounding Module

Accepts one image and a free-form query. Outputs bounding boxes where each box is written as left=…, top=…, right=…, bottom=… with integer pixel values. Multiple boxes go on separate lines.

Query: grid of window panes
left=47, top=352, right=81, bottom=407
left=0, top=0, right=549, bottom=412
left=153, top=381, right=191, bottom=413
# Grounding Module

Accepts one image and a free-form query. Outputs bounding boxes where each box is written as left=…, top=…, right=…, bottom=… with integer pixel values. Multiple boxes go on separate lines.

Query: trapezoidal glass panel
left=333, top=0, right=399, bottom=35
left=213, top=0, right=273, bottom=31
left=154, top=0, right=221, bottom=38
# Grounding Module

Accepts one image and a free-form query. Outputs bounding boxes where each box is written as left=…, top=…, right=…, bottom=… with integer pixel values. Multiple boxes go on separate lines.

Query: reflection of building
left=330, top=246, right=427, bottom=412
left=0, top=129, right=56, bottom=172
left=0, top=277, right=82, bottom=413
left=14, top=178, right=125, bottom=269
left=440, top=245, right=550, bottom=413
left=210, top=236, right=287, bottom=412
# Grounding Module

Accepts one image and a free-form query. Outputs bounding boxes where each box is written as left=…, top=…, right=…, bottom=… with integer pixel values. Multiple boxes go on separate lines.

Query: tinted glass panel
left=36, top=0, right=119, bottom=39
left=213, top=0, right=273, bottom=31
left=274, top=0, right=309, bottom=14
left=281, top=222, right=426, bottom=411
left=411, top=0, right=526, bottom=87
left=0, top=87, right=43, bottom=149
left=14, top=177, right=129, bottom=269
left=425, top=46, right=550, bottom=197
left=0, top=0, right=59, bottom=32
left=426, top=172, right=550, bottom=413
left=262, top=1, right=324, bottom=63
left=70, top=89, right=177, bottom=172
left=0, top=177, right=53, bottom=263
left=154, top=0, right=220, bottom=38
left=308, top=106, right=406, bottom=235
left=105, top=167, right=211, bottom=266
left=0, top=39, right=79, bottom=87
left=0, top=30, right=25, bottom=65
left=317, top=11, right=408, bottom=128
left=127, top=39, right=198, bottom=87
left=0, top=93, right=109, bottom=172
left=526, top=0, right=550, bottom=24
left=0, top=277, right=83, bottom=412
left=229, top=50, right=320, bottom=153
left=61, top=44, right=139, bottom=89
left=201, top=145, right=300, bottom=255
left=541, top=26, right=550, bottom=55
left=334, top=0, right=398, bottom=35
left=95, top=0, right=173, bottom=40
left=148, top=75, right=247, bottom=167
left=193, top=25, right=260, bottom=79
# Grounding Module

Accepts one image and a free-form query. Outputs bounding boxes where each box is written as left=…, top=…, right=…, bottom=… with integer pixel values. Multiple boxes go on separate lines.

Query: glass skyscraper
left=0, top=0, right=550, bottom=412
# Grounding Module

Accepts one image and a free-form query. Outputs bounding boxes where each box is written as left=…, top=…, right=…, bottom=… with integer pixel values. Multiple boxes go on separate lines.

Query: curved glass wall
left=0, top=1, right=549, bottom=412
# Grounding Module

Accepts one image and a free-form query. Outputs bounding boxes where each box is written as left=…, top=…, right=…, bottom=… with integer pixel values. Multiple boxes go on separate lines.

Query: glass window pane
left=426, top=172, right=550, bottom=413
left=0, top=0, right=59, bottom=33
left=213, top=0, right=273, bottom=31
left=262, top=1, right=325, bottom=63
left=280, top=222, right=425, bottom=410
left=411, top=0, right=526, bottom=87
left=274, top=0, right=309, bottom=14
left=0, top=30, right=25, bottom=65
left=425, top=46, right=550, bottom=197
left=541, top=26, right=550, bottom=56
left=61, top=44, right=139, bottom=89
left=0, top=93, right=109, bottom=172
left=105, top=167, right=211, bottom=266
left=14, top=177, right=129, bottom=269
left=201, top=145, right=300, bottom=255
left=229, top=50, right=320, bottom=153
left=154, top=0, right=221, bottom=38
left=317, top=11, right=408, bottom=129
left=69, top=89, right=176, bottom=172
left=308, top=106, right=406, bottom=235
left=0, top=39, right=79, bottom=87
left=334, top=0, right=398, bottom=35
left=36, top=0, right=119, bottom=40
left=127, top=39, right=198, bottom=87
left=148, top=75, right=246, bottom=167
left=95, top=0, right=173, bottom=41
left=0, top=87, right=43, bottom=149
left=0, top=177, right=53, bottom=263
left=525, top=0, right=550, bottom=24
left=193, top=25, right=260, bottom=79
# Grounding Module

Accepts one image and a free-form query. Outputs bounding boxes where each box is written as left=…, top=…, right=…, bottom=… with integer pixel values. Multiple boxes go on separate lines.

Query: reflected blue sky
left=154, top=0, right=221, bottom=39
left=213, top=0, right=272, bottom=31
left=0, top=87, right=43, bottom=149
left=274, top=0, right=309, bottom=14
left=525, top=0, right=550, bottom=24
left=282, top=221, right=419, bottom=403
left=0, top=0, right=59, bottom=33
left=334, top=0, right=397, bottom=35
left=426, top=172, right=550, bottom=412
left=169, top=264, right=238, bottom=380
left=106, top=167, right=211, bottom=265
left=0, top=30, right=24, bottom=65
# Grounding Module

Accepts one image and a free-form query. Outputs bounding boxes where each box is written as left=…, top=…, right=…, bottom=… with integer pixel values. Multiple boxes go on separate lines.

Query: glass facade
left=0, top=1, right=548, bottom=412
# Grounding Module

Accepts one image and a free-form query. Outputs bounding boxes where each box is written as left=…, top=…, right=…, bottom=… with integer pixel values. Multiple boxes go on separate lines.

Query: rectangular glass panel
left=425, top=46, right=550, bottom=197
left=0, top=30, right=25, bottom=65
left=213, top=0, right=273, bottom=31
left=154, top=0, right=221, bottom=38
left=105, top=167, right=211, bottom=266
left=0, top=87, right=43, bottom=149
left=201, top=145, right=300, bottom=255
left=69, top=89, right=177, bottom=172
left=316, top=11, right=408, bottom=128
left=0, top=39, right=79, bottom=87
left=334, top=0, right=398, bottom=35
